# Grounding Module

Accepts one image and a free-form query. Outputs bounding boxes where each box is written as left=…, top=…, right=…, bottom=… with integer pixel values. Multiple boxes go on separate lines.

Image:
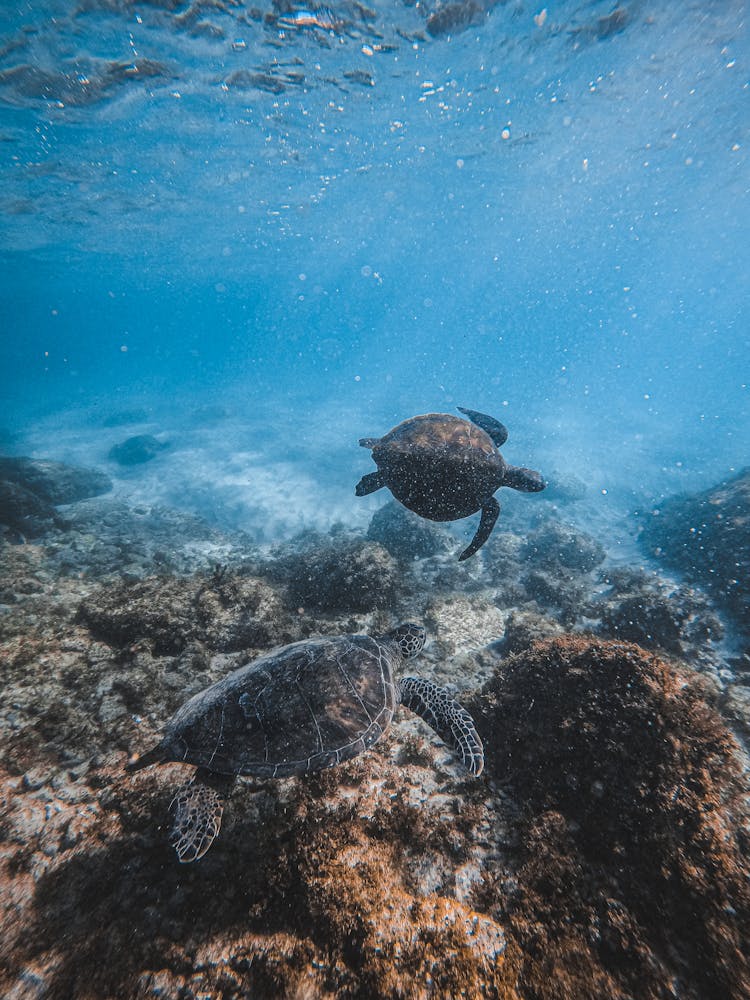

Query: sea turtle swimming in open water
left=126, top=624, right=483, bottom=863
left=356, top=407, right=546, bottom=561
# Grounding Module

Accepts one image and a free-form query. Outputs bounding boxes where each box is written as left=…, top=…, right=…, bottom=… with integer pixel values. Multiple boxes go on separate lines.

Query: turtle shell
left=371, top=413, right=506, bottom=521
left=158, top=635, right=400, bottom=779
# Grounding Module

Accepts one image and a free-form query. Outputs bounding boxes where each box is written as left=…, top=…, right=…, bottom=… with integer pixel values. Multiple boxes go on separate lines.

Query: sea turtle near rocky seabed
left=126, top=624, right=483, bottom=863
left=355, top=407, right=547, bottom=561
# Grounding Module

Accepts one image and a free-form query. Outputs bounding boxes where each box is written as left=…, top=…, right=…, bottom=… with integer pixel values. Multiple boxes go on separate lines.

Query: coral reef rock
left=425, top=594, right=505, bottom=657
left=0, top=479, right=63, bottom=538
left=495, top=608, right=565, bottom=655
left=594, top=567, right=724, bottom=665
left=519, top=567, right=588, bottom=626
left=50, top=498, right=244, bottom=579
left=108, top=433, right=170, bottom=465
left=0, top=456, right=112, bottom=505
left=367, top=499, right=451, bottom=560
left=268, top=535, right=402, bottom=613
left=472, top=635, right=750, bottom=1000
left=479, top=517, right=605, bottom=628
left=520, top=521, right=606, bottom=574
left=514, top=521, right=607, bottom=627
left=640, top=468, right=750, bottom=639
left=78, top=569, right=292, bottom=656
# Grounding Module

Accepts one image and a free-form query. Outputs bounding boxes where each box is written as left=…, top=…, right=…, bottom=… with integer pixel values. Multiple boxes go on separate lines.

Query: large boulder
left=78, top=570, right=292, bottom=656
left=268, top=536, right=402, bottom=614
left=108, top=435, right=169, bottom=466
left=366, top=499, right=450, bottom=560
left=0, top=457, right=111, bottom=505
left=471, top=635, right=750, bottom=1000
left=0, top=479, right=62, bottom=537
left=640, top=469, right=750, bottom=635
left=594, top=567, right=723, bottom=661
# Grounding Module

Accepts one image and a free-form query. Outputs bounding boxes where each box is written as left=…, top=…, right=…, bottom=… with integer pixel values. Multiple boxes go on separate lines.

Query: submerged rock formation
left=266, top=535, right=402, bottom=613
left=0, top=456, right=112, bottom=539
left=367, top=499, right=451, bottom=561
left=78, top=569, right=293, bottom=656
left=594, top=566, right=724, bottom=665
left=108, top=434, right=170, bottom=466
left=0, top=457, right=112, bottom=505
left=640, top=468, right=750, bottom=642
left=472, top=635, right=750, bottom=1000
left=0, top=751, right=515, bottom=1000
left=0, top=479, right=63, bottom=538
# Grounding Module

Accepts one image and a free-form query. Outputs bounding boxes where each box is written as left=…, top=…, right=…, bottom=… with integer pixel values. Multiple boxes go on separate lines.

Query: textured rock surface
left=520, top=521, right=606, bottom=574
left=640, top=469, right=750, bottom=638
left=108, top=433, right=170, bottom=465
left=367, top=499, right=451, bottom=560
left=0, top=750, right=516, bottom=1000
left=52, top=498, right=245, bottom=578
left=495, top=608, right=565, bottom=655
left=267, top=535, right=402, bottom=613
left=78, top=569, right=293, bottom=655
left=0, top=479, right=62, bottom=538
left=595, top=567, right=724, bottom=666
left=472, top=636, right=750, bottom=1000
left=0, top=456, right=112, bottom=505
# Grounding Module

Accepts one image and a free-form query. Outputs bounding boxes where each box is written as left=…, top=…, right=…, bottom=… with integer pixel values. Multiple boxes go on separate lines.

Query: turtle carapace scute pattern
left=355, top=407, right=546, bottom=560
left=126, top=624, right=484, bottom=863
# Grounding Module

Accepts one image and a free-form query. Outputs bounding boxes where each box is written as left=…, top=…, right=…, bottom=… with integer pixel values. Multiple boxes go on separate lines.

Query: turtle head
left=125, top=734, right=186, bottom=772
left=388, top=623, right=426, bottom=660
left=504, top=465, right=546, bottom=493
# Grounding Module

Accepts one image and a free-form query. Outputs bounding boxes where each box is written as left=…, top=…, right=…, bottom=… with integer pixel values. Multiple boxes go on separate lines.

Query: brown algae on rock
left=472, top=635, right=750, bottom=1000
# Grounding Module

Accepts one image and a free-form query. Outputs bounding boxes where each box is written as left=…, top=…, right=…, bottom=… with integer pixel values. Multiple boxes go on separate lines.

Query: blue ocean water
left=1, top=0, right=748, bottom=544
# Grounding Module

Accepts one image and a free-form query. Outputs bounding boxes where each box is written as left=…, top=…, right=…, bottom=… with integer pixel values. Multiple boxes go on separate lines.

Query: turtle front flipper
left=457, top=407, right=508, bottom=448
left=398, top=676, right=484, bottom=776
left=504, top=465, right=546, bottom=493
left=355, top=470, right=387, bottom=496
left=458, top=497, right=499, bottom=561
left=168, top=769, right=235, bottom=863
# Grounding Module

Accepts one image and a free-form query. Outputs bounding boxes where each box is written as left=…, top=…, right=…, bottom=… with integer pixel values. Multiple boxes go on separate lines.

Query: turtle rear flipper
left=458, top=496, right=499, bottom=561
left=169, top=770, right=233, bottom=863
left=457, top=407, right=509, bottom=448
left=398, top=676, right=484, bottom=776
left=505, top=465, right=546, bottom=493
left=355, top=470, right=386, bottom=496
